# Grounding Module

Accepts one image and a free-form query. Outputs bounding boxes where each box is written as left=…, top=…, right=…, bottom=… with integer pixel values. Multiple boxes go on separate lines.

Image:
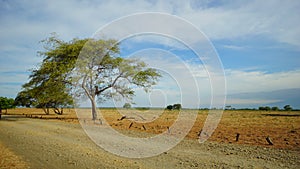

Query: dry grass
left=4, top=108, right=300, bottom=149
left=0, top=142, right=28, bottom=169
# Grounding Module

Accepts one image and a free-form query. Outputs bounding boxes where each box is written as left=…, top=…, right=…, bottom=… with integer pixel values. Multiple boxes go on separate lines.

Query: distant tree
left=284, top=105, right=292, bottom=111
left=166, top=105, right=173, bottom=110
left=123, top=103, right=131, bottom=109
left=271, top=106, right=279, bottom=111
left=0, top=97, right=16, bottom=113
left=259, top=106, right=271, bottom=111
left=265, top=106, right=271, bottom=111
left=225, top=105, right=232, bottom=110
left=173, top=103, right=182, bottom=110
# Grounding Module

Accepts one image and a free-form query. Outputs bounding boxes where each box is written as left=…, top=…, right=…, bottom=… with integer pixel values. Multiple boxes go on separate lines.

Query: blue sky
left=1, top=0, right=300, bottom=109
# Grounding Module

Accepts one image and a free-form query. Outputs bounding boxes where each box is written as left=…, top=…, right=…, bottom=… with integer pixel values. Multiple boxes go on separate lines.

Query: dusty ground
left=0, top=108, right=299, bottom=168
left=0, top=141, right=28, bottom=169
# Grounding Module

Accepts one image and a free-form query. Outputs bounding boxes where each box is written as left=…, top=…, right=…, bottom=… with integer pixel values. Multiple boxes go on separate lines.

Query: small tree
left=284, top=105, right=292, bottom=111
left=271, top=106, right=279, bottom=111
left=173, top=103, right=182, bottom=110
left=166, top=105, right=173, bottom=110
left=123, top=103, right=131, bottom=109
left=259, top=106, right=271, bottom=111
left=0, top=97, right=16, bottom=113
left=225, top=105, right=232, bottom=110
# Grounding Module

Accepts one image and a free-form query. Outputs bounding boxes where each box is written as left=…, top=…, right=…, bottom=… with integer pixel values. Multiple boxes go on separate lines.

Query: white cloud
left=222, top=45, right=247, bottom=50
left=182, top=0, right=300, bottom=47
left=2, top=0, right=299, bottom=46
left=225, top=69, right=300, bottom=94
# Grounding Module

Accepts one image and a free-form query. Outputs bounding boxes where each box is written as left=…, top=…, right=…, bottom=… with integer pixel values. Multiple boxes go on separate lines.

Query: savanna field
left=4, top=108, right=300, bottom=150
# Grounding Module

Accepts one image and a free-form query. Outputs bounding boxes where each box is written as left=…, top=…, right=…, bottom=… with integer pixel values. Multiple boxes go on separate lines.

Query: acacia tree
left=74, top=39, right=161, bottom=120
left=284, top=105, right=292, bottom=111
left=16, top=35, right=84, bottom=114
left=123, top=103, right=131, bottom=109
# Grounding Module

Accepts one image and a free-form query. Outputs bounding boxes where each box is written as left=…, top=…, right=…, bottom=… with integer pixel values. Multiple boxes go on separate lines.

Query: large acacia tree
left=74, top=39, right=161, bottom=120
left=18, top=34, right=161, bottom=119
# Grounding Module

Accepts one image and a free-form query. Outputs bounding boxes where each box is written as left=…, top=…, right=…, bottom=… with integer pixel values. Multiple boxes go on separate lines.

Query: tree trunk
left=43, top=107, right=50, bottom=115
left=91, top=97, right=98, bottom=121
left=53, top=108, right=63, bottom=115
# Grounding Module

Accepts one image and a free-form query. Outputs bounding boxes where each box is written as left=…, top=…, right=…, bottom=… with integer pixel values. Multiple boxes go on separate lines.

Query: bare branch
left=95, top=72, right=124, bottom=95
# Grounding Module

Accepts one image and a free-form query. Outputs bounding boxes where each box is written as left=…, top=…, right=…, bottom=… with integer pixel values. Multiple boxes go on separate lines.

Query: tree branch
left=82, top=75, right=94, bottom=101
left=95, top=73, right=124, bottom=95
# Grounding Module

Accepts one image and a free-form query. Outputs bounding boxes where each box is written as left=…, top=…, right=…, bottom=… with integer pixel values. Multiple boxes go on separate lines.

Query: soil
left=0, top=109, right=299, bottom=169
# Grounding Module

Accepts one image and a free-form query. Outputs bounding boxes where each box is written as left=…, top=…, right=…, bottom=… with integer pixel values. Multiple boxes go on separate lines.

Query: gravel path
left=0, top=115, right=299, bottom=169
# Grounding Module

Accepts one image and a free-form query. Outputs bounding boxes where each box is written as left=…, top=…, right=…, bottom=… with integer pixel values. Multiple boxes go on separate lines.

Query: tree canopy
left=16, top=35, right=84, bottom=114
left=123, top=103, right=131, bottom=109
left=0, top=97, right=15, bottom=113
left=284, top=105, right=292, bottom=111
left=74, top=38, right=161, bottom=120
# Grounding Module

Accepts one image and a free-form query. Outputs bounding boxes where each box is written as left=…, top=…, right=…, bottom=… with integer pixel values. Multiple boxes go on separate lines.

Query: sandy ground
left=0, top=115, right=299, bottom=169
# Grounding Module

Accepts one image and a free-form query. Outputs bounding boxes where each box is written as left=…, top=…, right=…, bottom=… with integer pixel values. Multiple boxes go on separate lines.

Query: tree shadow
left=0, top=115, right=27, bottom=121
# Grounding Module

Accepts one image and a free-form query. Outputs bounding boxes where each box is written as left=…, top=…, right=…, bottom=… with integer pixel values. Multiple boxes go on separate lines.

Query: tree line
left=258, top=105, right=293, bottom=111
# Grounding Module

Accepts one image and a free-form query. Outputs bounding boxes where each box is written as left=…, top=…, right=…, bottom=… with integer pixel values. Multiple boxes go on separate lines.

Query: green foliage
left=173, top=104, right=182, bottom=110
left=16, top=34, right=83, bottom=114
left=284, top=105, right=292, bottom=111
left=123, top=103, right=131, bottom=109
left=14, top=91, right=34, bottom=107
left=166, top=105, right=173, bottom=110
left=225, top=105, right=232, bottom=110
left=258, top=106, right=271, bottom=111
left=166, top=103, right=182, bottom=110
left=271, top=106, right=279, bottom=111
left=0, top=97, right=15, bottom=113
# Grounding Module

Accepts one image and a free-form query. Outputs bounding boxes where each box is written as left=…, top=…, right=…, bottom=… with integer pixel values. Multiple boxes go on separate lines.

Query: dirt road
left=0, top=115, right=299, bottom=169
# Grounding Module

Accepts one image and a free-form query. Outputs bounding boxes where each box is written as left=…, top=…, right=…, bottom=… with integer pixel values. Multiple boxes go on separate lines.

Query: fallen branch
left=118, top=115, right=126, bottom=121
left=266, top=136, right=274, bottom=145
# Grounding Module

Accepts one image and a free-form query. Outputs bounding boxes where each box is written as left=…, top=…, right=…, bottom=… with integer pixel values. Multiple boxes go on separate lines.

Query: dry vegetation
left=4, top=108, right=300, bottom=150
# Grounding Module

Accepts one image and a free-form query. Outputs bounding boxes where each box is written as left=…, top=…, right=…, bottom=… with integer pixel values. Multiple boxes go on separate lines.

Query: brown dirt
left=6, top=108, right=300, bottom=149
left=0, top=141, right=28, bottom=169
left=0, top=108, right=299, bottom=168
